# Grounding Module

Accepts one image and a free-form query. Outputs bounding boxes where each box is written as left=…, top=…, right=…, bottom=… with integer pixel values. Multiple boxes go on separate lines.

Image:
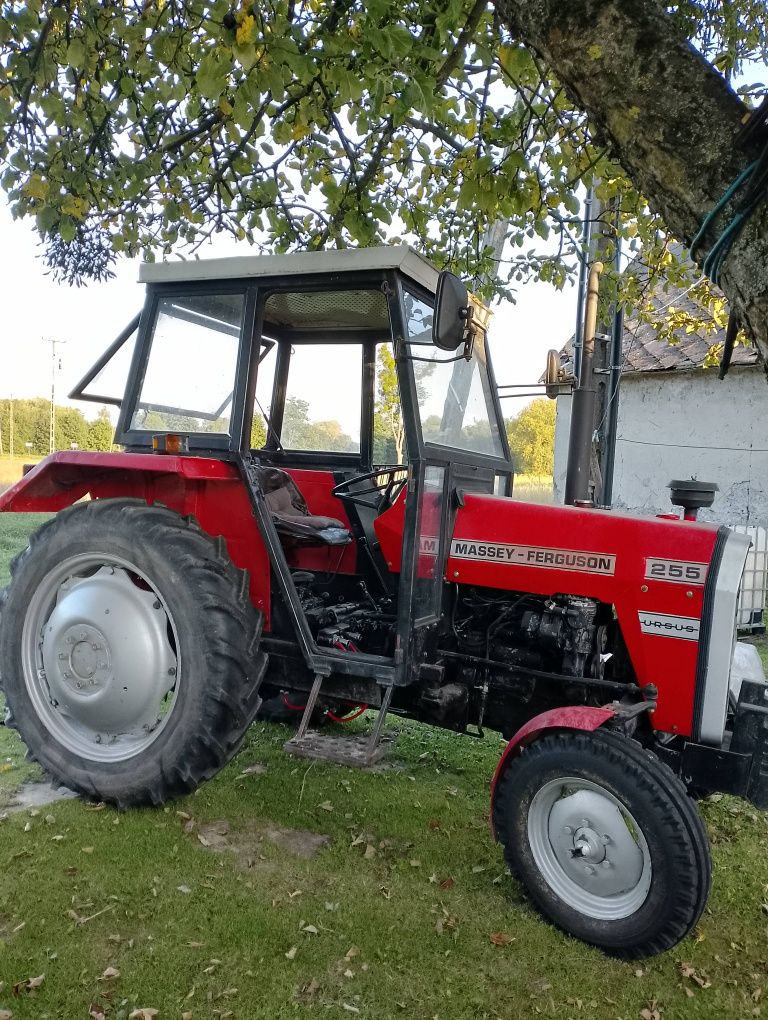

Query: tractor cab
left=74, top=245, right=513, bottom=694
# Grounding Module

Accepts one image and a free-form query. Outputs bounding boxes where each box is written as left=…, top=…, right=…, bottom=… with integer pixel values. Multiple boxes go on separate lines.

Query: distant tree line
left=0, top=398, right=114, bottom=456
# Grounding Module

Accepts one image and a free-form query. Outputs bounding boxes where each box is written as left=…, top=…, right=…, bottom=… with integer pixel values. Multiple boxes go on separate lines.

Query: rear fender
left=0, top=452, right=272, bottom=624
left=489, top=705, right=617, bottom=838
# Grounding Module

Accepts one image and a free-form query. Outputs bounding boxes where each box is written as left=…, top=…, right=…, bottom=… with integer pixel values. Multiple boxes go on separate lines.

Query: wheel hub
left=39, top=565, right=177, bottom=744
left=528, top=779, right=652, bottom=920
left=55, top=624, right=111, bottom=694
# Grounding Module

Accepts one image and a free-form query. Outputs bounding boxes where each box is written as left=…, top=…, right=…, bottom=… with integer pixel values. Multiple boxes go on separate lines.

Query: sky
left=0, top=201, right=577, bottom=430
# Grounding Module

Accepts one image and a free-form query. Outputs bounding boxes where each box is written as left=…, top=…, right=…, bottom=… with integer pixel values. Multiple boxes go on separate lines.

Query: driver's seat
left=260, top=468, right=351, bottom=546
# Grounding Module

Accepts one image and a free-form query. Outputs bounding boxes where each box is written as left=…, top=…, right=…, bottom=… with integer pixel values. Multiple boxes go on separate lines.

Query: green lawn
left=1, top=514, right=768, bottom=1019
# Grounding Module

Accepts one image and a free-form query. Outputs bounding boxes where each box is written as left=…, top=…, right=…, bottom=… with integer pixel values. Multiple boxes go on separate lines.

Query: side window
left=281, top=343, right=362, bottom=453
left=130, top=293, right=244, bottom=434
left=71, top=316, right=139, bottom=407
left=373, top=343, right=405, bottom=464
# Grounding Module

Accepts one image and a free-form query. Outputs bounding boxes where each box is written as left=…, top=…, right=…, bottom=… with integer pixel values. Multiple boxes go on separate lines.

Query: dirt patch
left=196, top=818, right=330, bottom=868
left=1, top=780, right=78, bottom=815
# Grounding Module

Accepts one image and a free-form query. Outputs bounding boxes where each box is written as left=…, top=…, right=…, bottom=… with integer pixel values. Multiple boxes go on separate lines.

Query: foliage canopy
left=1, top=1, right=766, bottom=305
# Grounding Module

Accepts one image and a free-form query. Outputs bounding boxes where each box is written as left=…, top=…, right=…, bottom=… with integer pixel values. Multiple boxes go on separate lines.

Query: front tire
left=0, top=499, right=266, bottom=807
left=492, top=729, right=711, bottom=958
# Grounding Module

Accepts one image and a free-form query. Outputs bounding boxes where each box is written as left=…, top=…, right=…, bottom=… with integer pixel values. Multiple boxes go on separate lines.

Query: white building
left=552, top=294, right=768, bottom=527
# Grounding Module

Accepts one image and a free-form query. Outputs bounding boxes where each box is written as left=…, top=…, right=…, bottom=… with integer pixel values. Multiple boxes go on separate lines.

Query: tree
left=505, top=398, right=555, bottom=475
left=85, top=407, right=114, bottom=451
left=1, top=3, right=766, bottom=348
left=373, top=345, right=405, bottom=463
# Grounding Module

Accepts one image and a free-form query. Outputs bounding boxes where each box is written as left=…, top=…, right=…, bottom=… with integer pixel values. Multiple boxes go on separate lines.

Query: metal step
left=284, top=676, right=394, bottom=767
left=283, top=730, right=393, bottom=767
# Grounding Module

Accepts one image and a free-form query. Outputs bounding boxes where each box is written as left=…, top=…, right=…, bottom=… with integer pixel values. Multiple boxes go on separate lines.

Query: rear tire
left=492, top=729, right=711, bottom=958
left=0, top=499, right=266, bottom=807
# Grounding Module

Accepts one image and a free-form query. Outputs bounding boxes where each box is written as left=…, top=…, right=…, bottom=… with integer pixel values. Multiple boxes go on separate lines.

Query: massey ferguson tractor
left=1, top=245, right=766, bottom=959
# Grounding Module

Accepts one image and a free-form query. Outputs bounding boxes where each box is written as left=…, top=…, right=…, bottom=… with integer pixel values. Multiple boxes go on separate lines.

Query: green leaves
left=0, top=0, right=761, bottom=301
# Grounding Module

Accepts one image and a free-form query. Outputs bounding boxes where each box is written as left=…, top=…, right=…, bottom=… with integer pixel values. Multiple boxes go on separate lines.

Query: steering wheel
left=332, top=465, right=409, bottom=512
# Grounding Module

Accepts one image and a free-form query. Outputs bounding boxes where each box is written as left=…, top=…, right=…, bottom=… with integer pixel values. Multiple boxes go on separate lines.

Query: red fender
left=489, top=705, right=617, bottom=838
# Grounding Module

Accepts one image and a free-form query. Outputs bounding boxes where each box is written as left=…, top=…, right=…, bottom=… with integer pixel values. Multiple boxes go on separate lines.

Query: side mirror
left=432, top=271, right=471, bottom=351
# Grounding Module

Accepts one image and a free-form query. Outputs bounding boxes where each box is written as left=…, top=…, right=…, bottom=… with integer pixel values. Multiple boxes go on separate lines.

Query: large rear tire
left=0, top=499, right=266, bottom=807
left=492, top=729, right=711, bottom=958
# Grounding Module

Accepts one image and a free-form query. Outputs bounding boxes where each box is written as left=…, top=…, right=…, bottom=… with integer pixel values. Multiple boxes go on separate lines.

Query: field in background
left=513, top=472, right=554, bottom=503
left=0, top=453, right=43, bottom=489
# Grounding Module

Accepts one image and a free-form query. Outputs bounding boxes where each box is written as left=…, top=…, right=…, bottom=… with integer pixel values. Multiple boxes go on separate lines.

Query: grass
left=0, top=518, right=768, bottom=1019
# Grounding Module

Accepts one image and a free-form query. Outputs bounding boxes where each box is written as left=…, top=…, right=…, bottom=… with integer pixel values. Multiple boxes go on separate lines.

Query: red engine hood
left=375, top=492, right=725, bottom=736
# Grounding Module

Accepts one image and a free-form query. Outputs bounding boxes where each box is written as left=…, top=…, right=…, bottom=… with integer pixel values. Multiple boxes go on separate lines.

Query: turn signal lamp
left=152, top=433, right=189, bottom=454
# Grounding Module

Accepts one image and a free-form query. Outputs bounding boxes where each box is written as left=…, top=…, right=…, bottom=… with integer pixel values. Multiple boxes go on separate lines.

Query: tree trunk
left=494, top=0, right=768, bottom=364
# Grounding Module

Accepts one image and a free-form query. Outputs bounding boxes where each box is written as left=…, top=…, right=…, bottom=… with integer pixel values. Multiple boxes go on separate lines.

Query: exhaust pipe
left=564, top=262, right=603, bottom=506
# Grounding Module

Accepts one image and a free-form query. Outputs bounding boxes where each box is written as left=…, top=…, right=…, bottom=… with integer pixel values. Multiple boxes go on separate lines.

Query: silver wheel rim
left=21, top=552, right=180, bottom=763
left=527, top=776, right=652, bottom=920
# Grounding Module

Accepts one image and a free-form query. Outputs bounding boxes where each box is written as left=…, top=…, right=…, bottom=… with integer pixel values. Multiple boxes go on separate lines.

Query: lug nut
left=168, top=667, right=177, bottom=677
left=63, top=671, right=71, bottom=679
left=563, top=825, right=573, bottom=835
left=580, top=818, right=590, bottom=828
left=601, top=834, right=611, bottom=845
left=58, top=652, right=66, bottom=660
left=584, top=865, right=596, bottom=876
left=601, top=860, right=612, bottom=869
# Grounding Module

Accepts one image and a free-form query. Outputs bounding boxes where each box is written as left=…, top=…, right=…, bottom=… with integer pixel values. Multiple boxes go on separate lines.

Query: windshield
left=404, top=291, right=504, bottom=458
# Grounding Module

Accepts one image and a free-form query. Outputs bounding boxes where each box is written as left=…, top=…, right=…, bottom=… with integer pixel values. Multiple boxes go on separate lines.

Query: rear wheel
left=492, top=729, right=711, bottom=958
left=0, top=499, right=266, bottom=807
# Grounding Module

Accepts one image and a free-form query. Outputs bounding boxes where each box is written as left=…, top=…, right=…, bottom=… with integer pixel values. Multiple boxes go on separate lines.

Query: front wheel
left=492, top=729, right=711, bottom=958
left=0, top=499, right=266, bottom=807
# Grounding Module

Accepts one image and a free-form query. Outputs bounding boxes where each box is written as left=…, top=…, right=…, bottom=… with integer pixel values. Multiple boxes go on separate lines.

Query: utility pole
left=44, top=338, right=66, bottom=454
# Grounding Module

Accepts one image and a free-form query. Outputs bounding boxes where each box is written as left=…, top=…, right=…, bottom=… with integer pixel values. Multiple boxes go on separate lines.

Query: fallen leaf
left=640, top=1004, right=662, bottom=1020
left=302, top=924, right=319, bottom=935
left=285, top=946, right=298, bottom=960
left=679, top=962, right=712, bottom=989
left=182, top=1013, right=192, bottom=1020
left=364, top=844, right=376, bottom=860
left=240, top=763, right=266, bottom=776
left=177, top=885, right=192, bottom=895
left=342, top=1005, right=360, bottom=1014
left=490, top=932, right=514, bottom=947
left=88, top=1006, right=106, bottom=1020
left=317, top=801, right=334, bottom=812
left=345, top=946, right=359, bottom=960
left=409, top=859, right=421, bottom=868
left=98, top=967, right=120, bottom=980
left=0, top=1010, right=13, bottom=1020
left=129, top=1010, right=159, bottom=1020
left=471, top=864, right=486, bottom=874
left=439, top=877, right=455, bottom=890
left=81, top=846, right=94, bottom=854
left=12, top=974, right=44, bottom=995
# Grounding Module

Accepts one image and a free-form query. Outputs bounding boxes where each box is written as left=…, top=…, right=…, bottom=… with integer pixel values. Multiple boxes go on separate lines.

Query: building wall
left=553, top=366, right=768, bottom=526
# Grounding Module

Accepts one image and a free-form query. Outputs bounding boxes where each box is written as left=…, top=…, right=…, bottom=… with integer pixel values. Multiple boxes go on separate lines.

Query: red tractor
left=0, top=246, right=765, bottom=958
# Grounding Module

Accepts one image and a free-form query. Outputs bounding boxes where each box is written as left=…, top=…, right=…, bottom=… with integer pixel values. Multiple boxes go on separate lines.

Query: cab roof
left=139, top=244, right=440, bottom=293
